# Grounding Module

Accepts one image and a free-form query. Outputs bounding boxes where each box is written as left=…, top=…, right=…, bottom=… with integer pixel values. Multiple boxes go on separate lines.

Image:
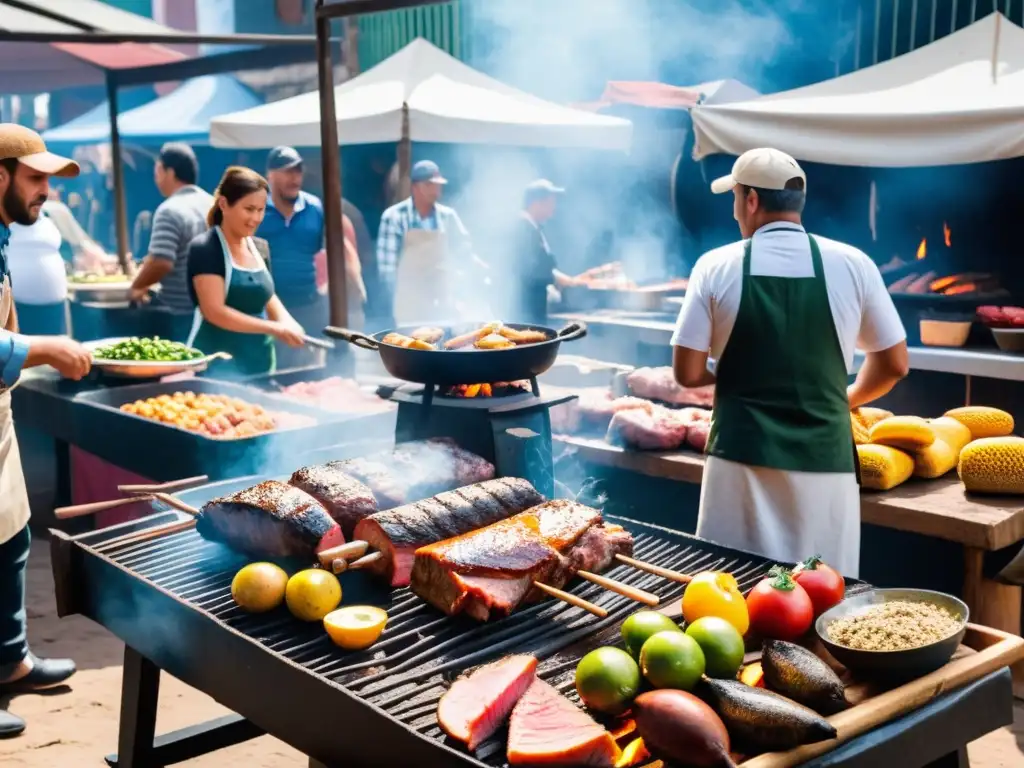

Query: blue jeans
left=0, top=524, right=30, bottom=678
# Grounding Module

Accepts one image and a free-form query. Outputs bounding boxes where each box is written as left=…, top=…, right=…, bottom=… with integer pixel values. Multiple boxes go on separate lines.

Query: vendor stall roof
left=574, top=79, right=761, bottom=112
left=209, top=37, right=633, bottom=151
left=42, top=75, right=263, bottom=149
left=691, top=12, right=1024, bottom=168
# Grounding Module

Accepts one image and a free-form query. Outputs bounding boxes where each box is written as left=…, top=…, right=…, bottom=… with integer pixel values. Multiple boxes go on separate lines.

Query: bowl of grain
left=815, top=588, right=968, bottom=683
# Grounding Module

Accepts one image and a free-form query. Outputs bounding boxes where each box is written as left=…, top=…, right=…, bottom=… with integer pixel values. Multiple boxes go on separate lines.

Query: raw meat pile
left=607, top=404, right=711, bottom=452
left=977, top=306, right=1024, bottom=328
left=626, top=366, right=715, bottom=407
left=278, top=377, right=395, bottom=414
left=437, top=654, right=621, bottom=766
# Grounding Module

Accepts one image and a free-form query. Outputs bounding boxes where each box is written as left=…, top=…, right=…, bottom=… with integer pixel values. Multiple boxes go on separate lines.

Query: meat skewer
left=117, top=475, right=209, bottom=493
left=614, top=553, right=694, bottom=584
left=55, top=495, right=156, bottom=520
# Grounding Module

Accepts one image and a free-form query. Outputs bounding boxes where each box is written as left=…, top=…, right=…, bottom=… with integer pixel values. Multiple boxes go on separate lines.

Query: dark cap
left=267, top=146, right=303, bottom=171
left=523, top=178, right=565, bottom=205
left=410, top=160, right=447, bottom=185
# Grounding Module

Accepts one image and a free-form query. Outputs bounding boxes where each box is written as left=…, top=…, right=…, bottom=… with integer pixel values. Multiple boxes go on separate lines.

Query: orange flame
left=943, top=222, right=951, bottom=247
left=929, top=275, right=958, bottom=292
left=943, top=283, right=977, bottom=296
left=916, top=238, right=927, bottom=260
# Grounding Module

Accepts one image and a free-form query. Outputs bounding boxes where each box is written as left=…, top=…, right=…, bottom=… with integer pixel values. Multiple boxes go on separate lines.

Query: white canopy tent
left=691, top=12, right=1024, bottom=168
left=209, top=37, right=632, bottom=152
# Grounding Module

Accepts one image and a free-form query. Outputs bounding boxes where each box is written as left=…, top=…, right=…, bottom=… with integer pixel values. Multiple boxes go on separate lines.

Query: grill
left=52, top=491, right=839, bottom=768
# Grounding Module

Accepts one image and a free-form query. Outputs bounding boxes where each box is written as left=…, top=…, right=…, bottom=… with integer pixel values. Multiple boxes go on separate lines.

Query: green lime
left=685, top=616, right=746, bottom=679
left=621, top=611, right=683, bottom=659
left=639, top=631, right=706, bottom=691
left=575, top=647, right=642, bottom=715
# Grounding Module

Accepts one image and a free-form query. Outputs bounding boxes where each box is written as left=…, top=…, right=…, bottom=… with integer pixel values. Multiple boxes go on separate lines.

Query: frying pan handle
left=556, top=322, right=588, bottom=342
left=323, top=326, right=380, bottom=351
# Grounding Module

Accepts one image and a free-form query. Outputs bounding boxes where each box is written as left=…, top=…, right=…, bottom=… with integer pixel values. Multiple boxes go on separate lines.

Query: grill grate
left=91, top=518, right=782, bottom=766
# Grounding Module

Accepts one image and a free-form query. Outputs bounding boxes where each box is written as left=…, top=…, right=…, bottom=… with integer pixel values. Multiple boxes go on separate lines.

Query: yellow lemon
left=231, top=562, right=288, bottom=613
left=285, top=569, right=342, bottom=622
left=323, top=606, right=389, bottom=650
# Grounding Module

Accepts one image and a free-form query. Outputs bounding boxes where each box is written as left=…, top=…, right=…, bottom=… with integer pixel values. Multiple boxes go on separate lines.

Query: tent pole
left=316, top=2, right=348, bottom=330
left=105, top=73, right=131, bottom=276
left=397, top=104, right=412, bottom=201
left=991, top=11, right=1001, bottom=84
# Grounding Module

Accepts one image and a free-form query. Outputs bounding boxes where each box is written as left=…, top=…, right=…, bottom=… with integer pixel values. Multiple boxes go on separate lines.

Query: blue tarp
left=43, top=75, right=262, bottom=150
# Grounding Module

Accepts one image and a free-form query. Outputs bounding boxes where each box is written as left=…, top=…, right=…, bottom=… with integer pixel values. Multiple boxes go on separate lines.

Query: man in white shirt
left=671, top=148, right=908, bottom=577
left=7, top=213, right=67, bottom=335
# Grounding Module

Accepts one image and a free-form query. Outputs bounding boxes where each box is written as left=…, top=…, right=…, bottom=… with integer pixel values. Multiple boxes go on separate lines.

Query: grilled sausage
left=382, top=332, right=436, bottom=350
left=444, top=323, right=501, bottom=349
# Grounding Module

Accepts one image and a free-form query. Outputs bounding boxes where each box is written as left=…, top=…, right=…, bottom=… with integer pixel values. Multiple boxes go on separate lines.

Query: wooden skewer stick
left=533, top=582, right=608, bottom=618
left=118, top=475, right=209, bottom=493
left=55, top=495, right=155, bottom=520
left=317, top=540, right=369, bottom=568
left=578, top=570, right=660, bottom=606
left=347, top=551, right=385, bottom=571
left=94, top=518, right=197, bottom=552
left=615, top=553, right=693, bottom=585
left=148, top=492, right=200, bottom=517
left=330, top=558, right=349, bottom=575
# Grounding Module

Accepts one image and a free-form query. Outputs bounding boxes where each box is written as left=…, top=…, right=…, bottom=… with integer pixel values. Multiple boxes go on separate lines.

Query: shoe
left=0, top=710, right=25, bottom=738
left=1, top=653, right=76, bottom=694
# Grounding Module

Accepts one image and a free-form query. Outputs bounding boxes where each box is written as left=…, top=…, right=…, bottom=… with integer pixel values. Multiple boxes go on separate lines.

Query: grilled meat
left=288, top=466, right=377, bottom=538
left=606, top=405, right=690, bottom=451
left=196, top=480, right=344, bottom=559
left=507, top=679, right=621, bottom=767
left=411, top=500, right=634, bottom=620
left=627, top=366, right=715, bottom=407
left=353, top=478, right=545, bottom=587
left=438, top=654, right=538, bottom=751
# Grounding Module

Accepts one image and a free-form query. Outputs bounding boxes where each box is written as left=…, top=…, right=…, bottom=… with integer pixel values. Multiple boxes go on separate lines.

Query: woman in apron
left=186, top=166, right=305, bottom=379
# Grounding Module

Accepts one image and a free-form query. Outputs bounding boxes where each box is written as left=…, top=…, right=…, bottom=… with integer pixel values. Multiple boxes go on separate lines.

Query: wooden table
left=555, top=435, right=1024, bottom=646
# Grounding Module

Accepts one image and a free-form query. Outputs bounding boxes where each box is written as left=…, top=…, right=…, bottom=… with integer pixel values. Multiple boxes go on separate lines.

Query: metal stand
left=105, top=646, right=262, bottom=767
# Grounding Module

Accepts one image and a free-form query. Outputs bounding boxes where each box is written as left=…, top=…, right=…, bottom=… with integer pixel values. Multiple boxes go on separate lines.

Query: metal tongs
left=303, top=334, right=336, bottom=351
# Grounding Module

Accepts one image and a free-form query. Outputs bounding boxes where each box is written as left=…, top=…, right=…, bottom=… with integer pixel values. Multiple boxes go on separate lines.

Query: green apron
left=189, top=231, right=275, bottom=379
left=707, top=230, right=855, bottom=474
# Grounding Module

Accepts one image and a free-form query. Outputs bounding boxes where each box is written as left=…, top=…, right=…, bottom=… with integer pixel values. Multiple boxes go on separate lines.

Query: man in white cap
left=0, top=123, right=92, bottom=738
left=671, top=148, right=909, bottom=577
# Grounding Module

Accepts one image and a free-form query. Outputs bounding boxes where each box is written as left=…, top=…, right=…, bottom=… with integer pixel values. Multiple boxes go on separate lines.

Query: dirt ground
left=3, top=537, right=1024, bottom=768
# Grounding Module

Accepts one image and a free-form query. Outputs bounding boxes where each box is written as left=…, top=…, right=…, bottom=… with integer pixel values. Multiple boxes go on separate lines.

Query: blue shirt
left=256, top=190, right=324, bottom=306
left=0, top=222, right=31, bottom=388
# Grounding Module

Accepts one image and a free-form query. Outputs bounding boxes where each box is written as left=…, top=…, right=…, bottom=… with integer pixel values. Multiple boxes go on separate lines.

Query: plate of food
left=86, top=337, right=230, bottom=378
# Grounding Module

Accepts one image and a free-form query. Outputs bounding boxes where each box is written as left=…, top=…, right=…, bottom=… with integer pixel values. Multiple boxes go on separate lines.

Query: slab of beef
left=606, top=404, right=690, bottom=451
left=686, top=416, right=712, bottom=453
left=507, top=679, right=621, bottom=767
left=335, top=438, right=495, bottom=509
left=627, top=366, right=715, bottom=407
left=411, top=500, right=634, bottom=621
left=196, top=480, right=344, bottom=559
left=577, top=390, right=653, bottom=433
left=437, top=654, right=537, bottom=751
left=288, top=465, right=377, bottom=538
left=353, top=478, right=544, bottom=587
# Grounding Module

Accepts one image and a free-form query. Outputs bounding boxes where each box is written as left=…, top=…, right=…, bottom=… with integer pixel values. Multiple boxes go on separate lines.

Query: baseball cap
left=710, top=148, right=805, bottom=194
left=525, top=179, right=565, bottom=198
left=410, top=160, right=447, bottom=185
left=0, top=123, right=79, bottom=178
left=267, top=146, right=303, bottom=171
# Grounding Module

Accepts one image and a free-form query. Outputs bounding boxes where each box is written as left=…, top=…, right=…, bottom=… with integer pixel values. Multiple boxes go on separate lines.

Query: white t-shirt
left=7, top=215, right=67, bottom=305
left=671, top=222, right=905, bottom=372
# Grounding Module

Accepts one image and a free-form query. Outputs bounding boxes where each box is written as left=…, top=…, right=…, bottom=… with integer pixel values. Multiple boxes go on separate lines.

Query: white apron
left=393, top=229, right=452, bottom=326
left=0, top=275, right=31, bottom=546
left=697, top=456, right=861, bottom=578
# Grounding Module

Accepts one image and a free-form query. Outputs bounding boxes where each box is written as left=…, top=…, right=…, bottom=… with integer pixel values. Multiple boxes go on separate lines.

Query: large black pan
left=324, top=322, right=587, bottom=385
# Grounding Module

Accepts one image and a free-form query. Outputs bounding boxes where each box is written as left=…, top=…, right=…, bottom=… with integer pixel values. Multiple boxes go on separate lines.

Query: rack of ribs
left=410, top=500, right=634, bottom=621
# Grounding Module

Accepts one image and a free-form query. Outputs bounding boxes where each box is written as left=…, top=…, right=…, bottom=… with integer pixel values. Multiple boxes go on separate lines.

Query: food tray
left=70, top=379, right=377, bottom=481
left=85, top=337, right=225, bottom=379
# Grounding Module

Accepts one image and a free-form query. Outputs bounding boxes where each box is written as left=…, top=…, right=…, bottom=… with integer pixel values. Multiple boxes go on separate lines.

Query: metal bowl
left=816, top=588, right=968, bottom=683
left=991, top=328, right=1024, bottom=353
left=86, top=338, right=226, bottom=379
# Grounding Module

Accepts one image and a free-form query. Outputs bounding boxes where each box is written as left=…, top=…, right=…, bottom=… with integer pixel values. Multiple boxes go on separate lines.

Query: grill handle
left=323, top=326, right=379, bottom=351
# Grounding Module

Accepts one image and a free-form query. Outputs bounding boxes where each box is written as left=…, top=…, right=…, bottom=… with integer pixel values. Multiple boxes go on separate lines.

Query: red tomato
left=746, top=567, right=814, bottom=641
left=793, top=555, right=846, bottom=617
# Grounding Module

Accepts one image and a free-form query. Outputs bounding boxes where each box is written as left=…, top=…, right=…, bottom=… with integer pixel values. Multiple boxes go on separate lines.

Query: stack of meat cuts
left=278, top=376, right=395, bottom=414
left=626, top=366, right=715, bottom=407
left=607, top=404, right=712, bottom=452
left=436, top=654, right=621, bottom=767
left=411, top=500, right=633, bottom=621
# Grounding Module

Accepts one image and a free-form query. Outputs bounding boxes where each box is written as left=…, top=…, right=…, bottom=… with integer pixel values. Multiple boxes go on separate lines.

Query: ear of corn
left=928, top=417, right=973, bottom=454
left=857, top=444, right=915, bottom=490
left=958, top=437, right=1024, bottom=494
left=913, top=439, right=958, bottom=479
left=853, top=407, right=894, bottom=430
left=943, top=406, right=1014, bottom=440
left=869, top=416, right=936, bottom=452
left=851, top=414, right=871, bottom=445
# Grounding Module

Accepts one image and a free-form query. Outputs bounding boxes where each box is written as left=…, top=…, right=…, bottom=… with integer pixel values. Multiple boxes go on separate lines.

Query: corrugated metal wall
left=842, top=0, right=1023, bottom=71
left=356, top=1, right=461, bottom=70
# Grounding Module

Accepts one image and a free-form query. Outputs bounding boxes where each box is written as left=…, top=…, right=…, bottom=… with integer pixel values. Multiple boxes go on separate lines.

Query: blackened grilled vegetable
left=196, top=480, right=344, bottom=559
left=762, top=640, right=848, bottom=715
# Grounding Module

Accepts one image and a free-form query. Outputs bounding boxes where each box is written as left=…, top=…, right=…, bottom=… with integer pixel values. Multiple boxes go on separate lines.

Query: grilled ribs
left=411, top=500, right=634, bottom=620
left=196, top=480, right=344, bottom=559
left=353, top=478, right=545, bottom=587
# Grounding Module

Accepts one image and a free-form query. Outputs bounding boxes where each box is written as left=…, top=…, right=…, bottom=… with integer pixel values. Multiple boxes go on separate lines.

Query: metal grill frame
left=50, top=501, right=832, bottom=768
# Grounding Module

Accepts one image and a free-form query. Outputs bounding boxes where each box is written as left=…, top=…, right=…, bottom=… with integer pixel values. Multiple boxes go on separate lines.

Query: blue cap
left=267, top=146, right=303, bottom=171
left=410, top=160, right=447, bottom=185
left=523, top=178, right=565, bottom=205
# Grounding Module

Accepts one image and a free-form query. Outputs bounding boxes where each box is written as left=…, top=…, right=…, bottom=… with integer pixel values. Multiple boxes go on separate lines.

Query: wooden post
left=315, top=2, right=348, bottom=330
left=396, top=105, right=412, bottom=201
left=963, top=547, right=1024, bottom=696
left=105, top=73, right=132, bottom=276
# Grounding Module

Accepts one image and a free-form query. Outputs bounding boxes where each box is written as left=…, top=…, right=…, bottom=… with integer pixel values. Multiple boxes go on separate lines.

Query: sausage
left=382, top=333, right=436, bottom=350
left=444, top=322, right=502, bottom=349
left=498, top=327, right=549, bottom=345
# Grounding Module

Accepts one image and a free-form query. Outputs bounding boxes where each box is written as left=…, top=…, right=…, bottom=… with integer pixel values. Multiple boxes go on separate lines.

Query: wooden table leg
left=963, top=548, right=1024, bottom=698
